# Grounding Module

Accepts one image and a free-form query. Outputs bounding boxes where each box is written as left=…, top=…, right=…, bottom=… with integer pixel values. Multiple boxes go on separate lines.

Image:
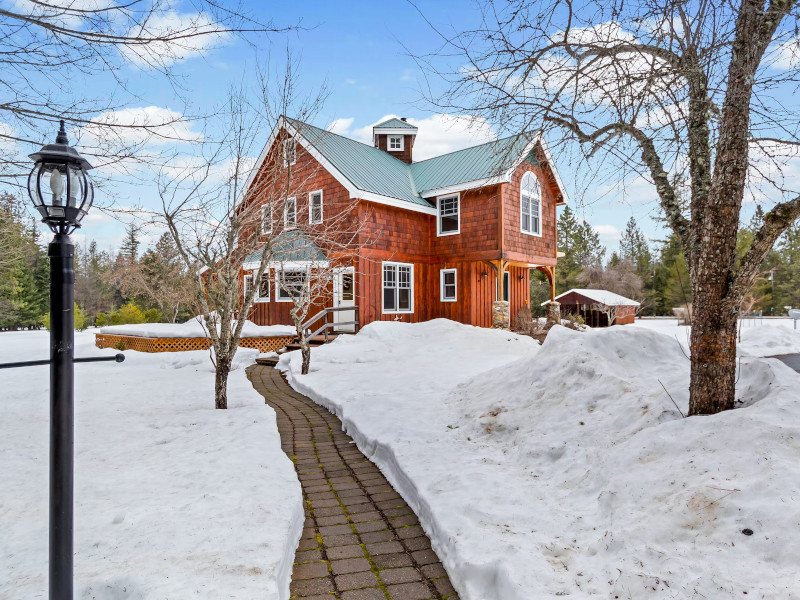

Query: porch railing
left=301, top=305, right=360, bottom=344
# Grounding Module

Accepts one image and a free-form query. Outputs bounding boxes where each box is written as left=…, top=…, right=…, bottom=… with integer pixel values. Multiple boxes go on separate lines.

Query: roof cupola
left=373, top=117, right=418, bottom=164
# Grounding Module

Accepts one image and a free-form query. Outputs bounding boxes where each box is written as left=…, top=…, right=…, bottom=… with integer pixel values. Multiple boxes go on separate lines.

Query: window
left=277, top=269, right=307, bottom=302
left=388, top=135, right=403, bottom=151
left=440, top=269, right=457, bottom=302
left=284, top=197, right=297, bottom=229
left=244, top=271, right=270, bottom=302
left=382, top=262, right=413, bottom=313
left=309, top=190, right=323, bottom=224
left=283, top=138, right=296, bottom=166
left=437, top=194, right=460, bottom=236
left=496, top=271, right=510, bottom=302
left=520, top=171, right=542, bottom=235
left=261, top=205, right=272, bottom=234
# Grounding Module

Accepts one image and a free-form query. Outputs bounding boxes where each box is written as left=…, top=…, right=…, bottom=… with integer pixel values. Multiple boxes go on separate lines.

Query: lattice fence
left=95, top=334, right=294, bottom=354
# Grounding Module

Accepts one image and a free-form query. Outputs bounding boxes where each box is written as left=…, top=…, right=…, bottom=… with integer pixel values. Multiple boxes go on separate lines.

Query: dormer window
left=283, top=138, right=296, bottom=166
left=388, top=135, right=403, bottom=151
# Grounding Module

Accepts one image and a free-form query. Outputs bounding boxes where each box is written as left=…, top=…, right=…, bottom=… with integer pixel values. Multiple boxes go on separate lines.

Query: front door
left=333, top=267, right=356, bottom=332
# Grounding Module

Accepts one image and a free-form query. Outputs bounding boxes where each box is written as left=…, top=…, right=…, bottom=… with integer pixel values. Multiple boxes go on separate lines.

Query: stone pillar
left=544, top=301, right=561, bottom=328
left=492, top=300, right=510, bottom=329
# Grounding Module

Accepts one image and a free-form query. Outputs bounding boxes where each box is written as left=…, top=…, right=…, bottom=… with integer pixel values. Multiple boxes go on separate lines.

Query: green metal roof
left=373, top=117, right=418, bottom=130
left=245, top=229, right=327, bottom=263
left=286, top=117, right=541, bottom=209
left=410, top=131, right=539, bottom=194
left=287, top=118, right=427, bottom=207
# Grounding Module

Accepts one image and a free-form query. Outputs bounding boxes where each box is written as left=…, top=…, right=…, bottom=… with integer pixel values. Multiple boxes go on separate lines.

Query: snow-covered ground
left=632, top=316, right=800, bottom=356
left=100, top=317, right=294, bottom=338
left=0, top=330, right=302, bottom=600
left=280, top=318, right=800, bottom=600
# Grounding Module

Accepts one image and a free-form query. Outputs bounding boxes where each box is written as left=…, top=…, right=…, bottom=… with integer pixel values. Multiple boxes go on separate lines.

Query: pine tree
left=119, top=223, right=141, bottom=261
left=556, top=206, right=606, bottom=293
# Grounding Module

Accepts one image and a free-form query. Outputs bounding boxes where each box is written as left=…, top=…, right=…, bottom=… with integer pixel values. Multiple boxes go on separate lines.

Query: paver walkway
left=247, top=364, right=459, bottom=600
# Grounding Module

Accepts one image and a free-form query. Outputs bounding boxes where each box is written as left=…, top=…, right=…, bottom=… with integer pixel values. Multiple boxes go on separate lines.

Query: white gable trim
left=374, top=128, right=418, bottom=135
left=357, top=191, right=436, bottom=215
left=419, top=175, right=507, bottom=198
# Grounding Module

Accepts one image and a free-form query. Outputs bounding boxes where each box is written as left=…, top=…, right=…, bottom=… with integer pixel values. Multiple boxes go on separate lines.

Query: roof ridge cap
left=411, top=130, right=539, bottom=165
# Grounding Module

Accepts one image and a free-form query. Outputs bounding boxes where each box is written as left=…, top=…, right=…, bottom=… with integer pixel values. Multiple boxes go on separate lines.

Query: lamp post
left=28, top=121, right=94, bottom=600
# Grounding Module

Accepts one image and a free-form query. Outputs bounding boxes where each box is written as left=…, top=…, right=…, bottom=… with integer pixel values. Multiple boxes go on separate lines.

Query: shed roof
left=548, top=288, right=641, bottom=307
left=244, top=229, right=327, bottom=264
left=373, top=117, right=418, bottom=130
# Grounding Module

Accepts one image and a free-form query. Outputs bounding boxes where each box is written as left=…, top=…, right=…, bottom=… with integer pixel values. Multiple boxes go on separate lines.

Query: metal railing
left=0, top=353, right=125, bottom=369
left=301, top=306, right=360, bottom=344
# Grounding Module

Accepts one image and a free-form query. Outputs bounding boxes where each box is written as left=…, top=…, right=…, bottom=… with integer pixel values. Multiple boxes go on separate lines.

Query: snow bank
left=632, top=317, right=800, bottom=357
left=281, top=320, right=800, bottom=599
left=100, top=316, right=294, bottom=338
left=0, top=330, right=303, bottom=600
left=739, top=324, right=800, bottom=356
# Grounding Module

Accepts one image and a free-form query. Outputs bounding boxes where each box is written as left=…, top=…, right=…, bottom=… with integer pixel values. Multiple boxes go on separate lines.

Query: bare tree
left=0, top=1, right=296, bottom=188
left=271, top=199, right=369, bottom=375
left=420, top=0, right=800, bottom=415
left=106, top=233, right=196, bottom=322
left=578, top=261, right=644, bottom=302
left=590, top=302, right=620, bottom=326
left=158, top=60, right=327, bottom=409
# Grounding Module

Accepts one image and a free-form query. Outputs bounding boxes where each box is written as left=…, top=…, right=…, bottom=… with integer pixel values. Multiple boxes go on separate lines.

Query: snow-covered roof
left=546, top=288, right=641, bottom=307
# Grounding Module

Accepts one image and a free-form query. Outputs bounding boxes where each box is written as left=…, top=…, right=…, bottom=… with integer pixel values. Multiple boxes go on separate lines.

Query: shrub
left=110, top=303, right=146, bottom=325
left=94, top=312, right=108, bottom=327
left=42, top=303, right=87, bottom=331
left=562, top=313, right=587, bottom=331
left=143, top=308, right=163, bottom=323
left=512, top=307, right=546, bottom=337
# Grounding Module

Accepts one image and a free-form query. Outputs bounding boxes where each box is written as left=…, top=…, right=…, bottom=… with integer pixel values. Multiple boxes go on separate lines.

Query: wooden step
left=255, top=355, right=280, bottom=366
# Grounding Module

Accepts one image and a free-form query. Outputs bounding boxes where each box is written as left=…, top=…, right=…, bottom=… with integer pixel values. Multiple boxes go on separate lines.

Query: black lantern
left=28, top=120, right=93, bottom=233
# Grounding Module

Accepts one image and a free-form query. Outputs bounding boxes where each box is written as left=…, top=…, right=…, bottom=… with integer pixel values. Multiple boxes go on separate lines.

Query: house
left=237, top=115, right=568, bottom=330
left=547, top=289, right=640, bottom=326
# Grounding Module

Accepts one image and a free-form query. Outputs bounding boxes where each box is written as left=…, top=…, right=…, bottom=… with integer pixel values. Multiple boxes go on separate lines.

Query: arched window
left=520, top=171, right=542, bottom=235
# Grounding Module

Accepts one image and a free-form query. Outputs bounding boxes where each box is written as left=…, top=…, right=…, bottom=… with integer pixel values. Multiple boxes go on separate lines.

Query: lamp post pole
left=49, top=232, right=75, bottom=600
left=27, top=121, right=96, bottom=600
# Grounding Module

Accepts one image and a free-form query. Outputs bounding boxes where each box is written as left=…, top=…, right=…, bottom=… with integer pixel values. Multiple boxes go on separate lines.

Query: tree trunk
left=688, top=298, right=738, bottom=415
left=214, top=353, right=231, bottom=409
left=300, top=338, right=311, bottom=375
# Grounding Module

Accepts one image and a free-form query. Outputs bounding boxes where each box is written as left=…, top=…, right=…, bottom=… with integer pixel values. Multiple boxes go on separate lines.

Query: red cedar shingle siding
left=501, top=158, right=558, bottom=265
left=242, top=127, right=559, bottom=328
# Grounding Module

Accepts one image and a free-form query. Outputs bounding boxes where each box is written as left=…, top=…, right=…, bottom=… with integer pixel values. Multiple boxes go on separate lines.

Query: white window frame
left=284, top=196, right=297, bottom=229
left=387, top=135, right=404, bottom=151
left=520, top=171, right=542, bottom=237
left=283, top=138, right=296, bottom=167
left=261, top=205, right=272, bottom=235
left=496, top=271, right=511, bottom=302
left=436, top=193, right=460, bottom=236
left=276, top=268, right=308, bottom=303
left=245, top=270, right=270, bottom=303
left=440, top=268, right=457, bottom=302
left=308, top=189, right=323, bottom=224
left=381, top=261, right=414, bottom=314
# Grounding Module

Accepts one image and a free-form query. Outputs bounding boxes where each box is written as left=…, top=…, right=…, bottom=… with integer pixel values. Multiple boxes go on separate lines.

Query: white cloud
left=332, top=113, right=497, bottom=161
left=327, top=118, right=354, bottom=136
left=593, top=224, right=621, bottom=242
left=119, top=10, right=230, bottom=68
left=78, top=106, right=204, bottom=148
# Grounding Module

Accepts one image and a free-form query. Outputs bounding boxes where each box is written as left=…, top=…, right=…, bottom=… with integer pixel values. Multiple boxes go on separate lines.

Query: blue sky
left=7, top=0, right=777, bottom=255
